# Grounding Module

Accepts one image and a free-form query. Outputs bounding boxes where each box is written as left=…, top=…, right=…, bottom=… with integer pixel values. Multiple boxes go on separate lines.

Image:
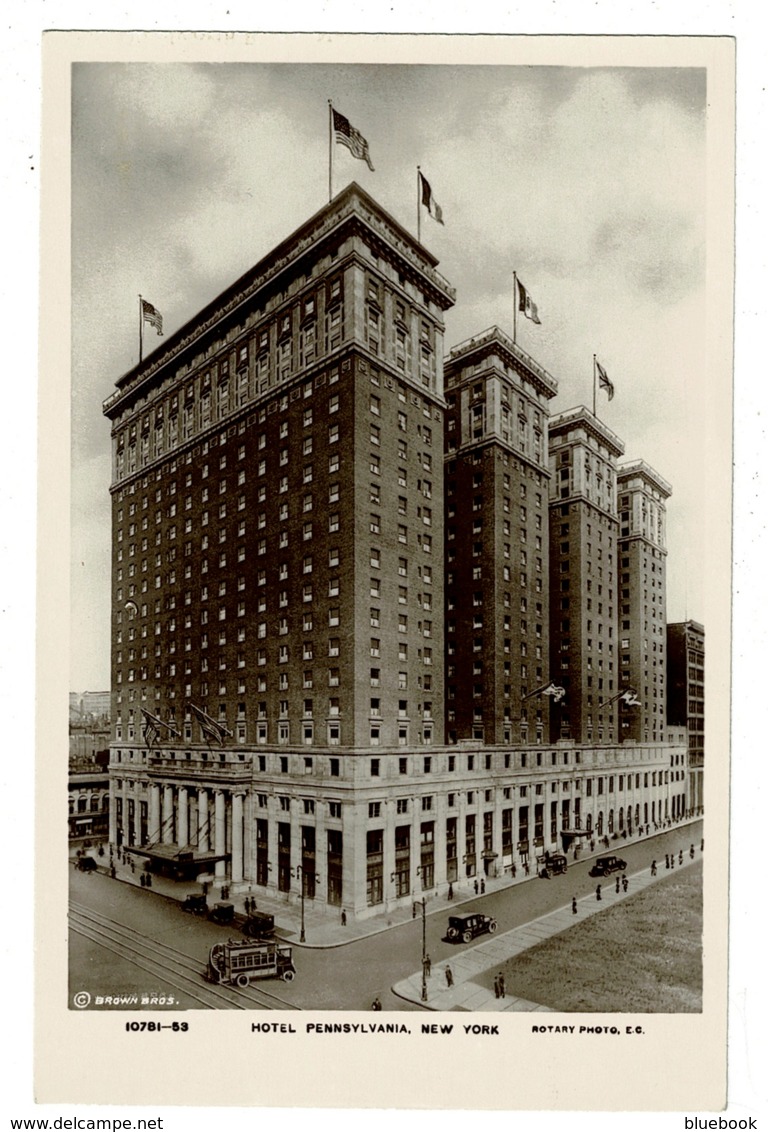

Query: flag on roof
left=332, top=108, right=375, bottom=171
left=419, top=171, right=444, bottom=225
left=141, top=299, right=163, bottom=336
left=596, top=359, right=615, bottom=401
left=517, top=278, right=541, bottom=324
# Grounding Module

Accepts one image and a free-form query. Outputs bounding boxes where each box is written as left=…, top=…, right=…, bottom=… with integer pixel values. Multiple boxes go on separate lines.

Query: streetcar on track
left=205, top=938, right=296, bottom=987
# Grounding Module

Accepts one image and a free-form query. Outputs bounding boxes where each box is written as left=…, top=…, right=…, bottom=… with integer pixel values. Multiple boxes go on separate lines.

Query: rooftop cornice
left=617, top=458, right=672, bottom=498
left=548, top=404, right=625, bottom=457
left=104, top=183, right=455, bottom=418
left=446, top=325, right=558, bottom=401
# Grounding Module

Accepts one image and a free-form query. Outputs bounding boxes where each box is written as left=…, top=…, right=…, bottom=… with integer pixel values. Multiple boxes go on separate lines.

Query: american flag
left=596, top=359, right=615, bottom=401
left=517, top=278, right=541, bottom=325
left=142, top=298, right=164, bottom=336
left=332, top=108, right=375, bottom=171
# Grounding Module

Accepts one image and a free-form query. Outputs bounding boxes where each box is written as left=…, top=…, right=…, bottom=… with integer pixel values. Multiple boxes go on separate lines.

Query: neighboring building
left=69, top=764, right=110, bottom=842
left=70, top=690, right=111, bottom=722
left=667, top=620, right=704, bottom=814
left=617, top=461, right=672, bottom=744
left=547, top=406, right=625, bottom=745
left=100, top=184, right=691, bottom=919
left=443, top=327, right=558, bottom=746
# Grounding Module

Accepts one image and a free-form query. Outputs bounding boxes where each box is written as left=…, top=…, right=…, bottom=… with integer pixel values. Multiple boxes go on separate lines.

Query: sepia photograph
left=33, top=28, right=738, bottom=1111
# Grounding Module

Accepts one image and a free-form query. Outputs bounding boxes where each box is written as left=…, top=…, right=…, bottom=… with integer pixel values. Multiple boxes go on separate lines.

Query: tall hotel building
left=104, top=184, right=455, bottom=914
left=443, top=328, right=558, bottom=746
left=103, top=184, right=690, bottom=919
left=547, top=407, right=625, bottom=745
left=617, top=462, right=672, bottom=743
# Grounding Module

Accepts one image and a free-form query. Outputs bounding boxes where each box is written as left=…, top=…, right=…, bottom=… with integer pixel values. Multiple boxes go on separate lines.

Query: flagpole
left=139, top=294, right=143, bottom=363
left=328, top=100, right=333, bottom=203
left=417, top=166, right=421, bottom=244
left=513, top=272, right=517, bottom=344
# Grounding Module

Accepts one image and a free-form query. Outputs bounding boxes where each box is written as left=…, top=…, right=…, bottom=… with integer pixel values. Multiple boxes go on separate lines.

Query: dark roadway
left=70, top=820, right=702, bottom=1012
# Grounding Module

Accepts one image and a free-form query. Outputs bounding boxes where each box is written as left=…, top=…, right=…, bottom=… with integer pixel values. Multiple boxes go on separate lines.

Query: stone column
left=177, top=786, right=189, bottom=848
left=214, top=790, right=227, bottom=878
left=133, top=790, right=142, bottom=846
left=149, top=784, right=161, bottom=844
left=231, top=792, right=244, bottom=883
left=197, top=788, right=209, bottom=852
left=108, top=787, right=117, bottom=845
left=162, top=784, right=174, bottom=844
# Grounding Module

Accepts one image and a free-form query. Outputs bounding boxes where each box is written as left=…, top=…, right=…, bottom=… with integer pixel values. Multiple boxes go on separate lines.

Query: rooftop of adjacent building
left=617, top=458, right=673, bottom=499
left=445, top=324, right=558, bottom=401
left=548, top=404, right=625, bottom=457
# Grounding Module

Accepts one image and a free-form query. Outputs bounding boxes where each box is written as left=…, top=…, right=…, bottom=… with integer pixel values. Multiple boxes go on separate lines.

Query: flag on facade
left=419, top=171, right=444, bottom=225
left=189, top=702, right=232, bottom=747
left=141, top=709, right=159, bottom=749
left=142, top=299, right=164, bottom=336
left=517, top=278, right=541, bottom=324
left=619, top=689, right=640, bottom=706
left=525, top=680, right=566, bottom=702
left=596, top=359, right=614, bottom=401
left=332, top=108, right=375, bottom=171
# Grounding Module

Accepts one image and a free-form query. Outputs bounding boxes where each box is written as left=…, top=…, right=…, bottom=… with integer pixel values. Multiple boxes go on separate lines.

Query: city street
left=69, top=820, right=702, bottom=1012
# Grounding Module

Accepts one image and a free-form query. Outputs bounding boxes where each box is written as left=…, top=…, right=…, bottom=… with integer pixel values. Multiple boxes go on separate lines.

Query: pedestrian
left=494, top=976, right=500, bottom=999
left=590, top=839, right=595, bottom=853
left=130, top=859, right=135, bottom=874
left=678, top=850, right=683, bottom=866
left=524, top=862, right=530, bottom=877
left=473, top=879, right=478, bottom=895
left=572, top=896, right=578, bottom=915
left=140, top=873, right=146, bottom=888
left=424, top=954, right=432, bottom=977
left=596, top=884, right=602, bottom=902
left=511, top=863, right=517, bottom=879
left=615, top=876, right=621, bottom=894
left=701, top=838, right=705, bottom=853
left=651, top=859, right=657, bottom=876
left=448, top=882, right=454, bottom=900
left=371, top=996, right=382, bottom=1011
left=445, top=965, right=454, bottom=988
left=480, top=878, right=485, bottom=895
left=498, top=973, right=505, bottom=999
left=665, top=854, right=670, bottom=869
left=690, top=844, right=695, bottom=859
left=341, top=909, right=347, bottom=927
left=110, top=865, right=116, bottom=879
left=670, top=855, right=675, bottom=869
left=622, top=875, right=628, bottom=893
left=146, top=872, right=152, bottom=888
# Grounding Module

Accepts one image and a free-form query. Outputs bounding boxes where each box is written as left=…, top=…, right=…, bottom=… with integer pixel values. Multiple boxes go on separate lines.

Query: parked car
left=446, top=912, right=497, bottom=944
left=208, top=900, right=235, bottom=925
left=76, top=855, right=98, bottom=872
left=588, top=855, right=627, bottom=877
left=538, top=853, right=568, bottom=878
left=182, top=894, right=209, bottom=916
left=242, top=912, right=275, bottom=939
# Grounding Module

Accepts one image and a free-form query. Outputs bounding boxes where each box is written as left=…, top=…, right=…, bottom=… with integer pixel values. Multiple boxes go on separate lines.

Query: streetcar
left=205, top=938, right=296, bottom=987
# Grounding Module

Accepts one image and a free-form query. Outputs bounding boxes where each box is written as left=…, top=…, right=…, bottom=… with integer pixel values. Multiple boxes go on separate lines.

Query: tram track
left=70, top=901, right=301, bottom=1011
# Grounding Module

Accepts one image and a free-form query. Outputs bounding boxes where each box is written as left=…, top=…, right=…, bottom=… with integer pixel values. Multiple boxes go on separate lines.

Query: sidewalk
left=72, top=818, right=702, bottom=952
left=391, top=852, right=701, bottom=1011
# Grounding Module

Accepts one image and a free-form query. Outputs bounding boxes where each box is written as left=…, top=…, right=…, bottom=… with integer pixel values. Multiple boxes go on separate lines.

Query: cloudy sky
left=70, top=53, right=716, bottom=692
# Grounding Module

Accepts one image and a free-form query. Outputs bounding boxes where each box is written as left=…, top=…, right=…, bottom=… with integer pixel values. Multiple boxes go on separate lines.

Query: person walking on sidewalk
left=596, top=884, right=602, bottom=902
left=480, top=878, right=485, bottom=895
left=448, top=883, right=454, bottom=900
left=679, top=850, right=683, bottom=866
left=622, top=874, right=628, bottom=893
left=615, top=876, right=621, bottom=894
left=424, top=954, right=432, bottom=977
left=498, top=973, right=505, bottom=999
left=371, top=996, right=382, bottom=1011
left=445, top=965, right=454, bottom=988
left=572, top=896, right=578, bottom=914
left=494, top=976, right=500, bottom=999
left=651, top=859, right=657, bottom=876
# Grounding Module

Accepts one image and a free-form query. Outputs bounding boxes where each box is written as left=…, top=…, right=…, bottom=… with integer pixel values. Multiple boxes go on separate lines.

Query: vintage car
left=242, top=911, right=276, bottom=939
left=446, top=912, right=497, bottom=944
left=588, top=854, right=627, bottom=877
left=208, top=900, right=236, bottom=925
left=76, top=855, right=98, bottom=872
left=181, top=893, right=209, bottom=915
left=538, top=853, right=568, bottom=879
